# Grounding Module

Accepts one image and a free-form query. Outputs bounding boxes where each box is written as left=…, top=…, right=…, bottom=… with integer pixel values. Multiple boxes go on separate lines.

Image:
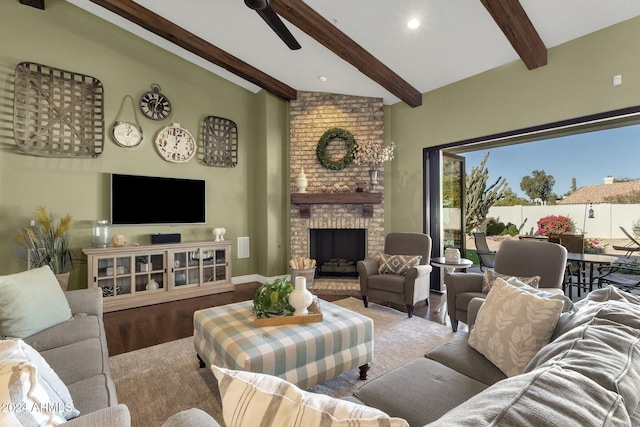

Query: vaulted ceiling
left=23, top=0, right=640, bottom=106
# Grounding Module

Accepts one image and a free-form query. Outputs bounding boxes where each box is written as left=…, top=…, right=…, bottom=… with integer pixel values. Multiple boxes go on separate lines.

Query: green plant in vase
left=253, top=278, right=295, bottom=318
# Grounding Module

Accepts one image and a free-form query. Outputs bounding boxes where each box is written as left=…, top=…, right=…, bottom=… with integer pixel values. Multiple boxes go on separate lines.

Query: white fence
left=487, top=204, right=640, bottom=239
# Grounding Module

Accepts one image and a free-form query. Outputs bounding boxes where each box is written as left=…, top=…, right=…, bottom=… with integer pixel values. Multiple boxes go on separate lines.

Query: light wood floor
left=103, top=283, right=451, bottom=356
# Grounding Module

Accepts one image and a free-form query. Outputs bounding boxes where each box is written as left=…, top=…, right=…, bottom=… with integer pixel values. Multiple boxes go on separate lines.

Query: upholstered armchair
left=357, top=233, right=432, bottom=318
left=446, top=239, right=567, bottom=331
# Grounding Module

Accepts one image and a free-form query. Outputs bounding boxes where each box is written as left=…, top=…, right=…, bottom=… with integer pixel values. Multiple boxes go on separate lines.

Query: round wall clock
left=140, top=84, right=172, bottom=121
left=112, top=95, right=144, bottom=148
left=112, top=121, right=143, bottom=147
left=155, top=123, right=196, bottom=163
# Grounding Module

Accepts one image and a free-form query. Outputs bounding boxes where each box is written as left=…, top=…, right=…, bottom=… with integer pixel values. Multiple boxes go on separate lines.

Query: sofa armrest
left=357, top=258, right=379, bottom=278
left=64, top=404, right=130, bottom=427
left=65, top=288, right=103, bottom=318
left=467, top=297, right=485, bottom=328
left=161, top=408, right=221, bottom=427
left=414, top=264, right=433, bottom=277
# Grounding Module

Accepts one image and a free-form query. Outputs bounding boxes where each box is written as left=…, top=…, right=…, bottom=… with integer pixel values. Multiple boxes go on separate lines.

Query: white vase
left=289, top=276, right=314, bottom=316
left=296, top=168, right=308, bottom=193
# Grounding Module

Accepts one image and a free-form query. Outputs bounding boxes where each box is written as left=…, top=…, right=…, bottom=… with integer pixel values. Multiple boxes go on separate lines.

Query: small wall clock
left=155, top=122, right=196, bottom=163
left=140, top=84, right=171, bottom=121
left=112, top=95, right=143, bottom=147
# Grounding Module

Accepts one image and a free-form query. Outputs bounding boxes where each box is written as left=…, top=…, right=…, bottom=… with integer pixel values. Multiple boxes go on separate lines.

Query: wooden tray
left=253, top=301, right=323, bottom=327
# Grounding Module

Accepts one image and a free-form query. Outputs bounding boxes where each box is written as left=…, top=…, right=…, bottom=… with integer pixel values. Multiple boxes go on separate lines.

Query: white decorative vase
left=296, top=167, right=308, bottom=193
left=289, top=276, right=314, bottom=316
left=444, top=248, right=461, bottom=263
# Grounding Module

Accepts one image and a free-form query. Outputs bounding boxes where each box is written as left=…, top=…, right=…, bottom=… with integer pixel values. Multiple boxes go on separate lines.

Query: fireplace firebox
left=310, top=229, right=366, bottom=277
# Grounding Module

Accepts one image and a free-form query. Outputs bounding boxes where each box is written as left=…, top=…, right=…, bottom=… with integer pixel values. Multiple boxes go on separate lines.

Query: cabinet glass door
left=134, top=253, right=165, bottom=292
left=172, top=250, right=200, bottom=287
left=96, top=256, right=132, bottom=297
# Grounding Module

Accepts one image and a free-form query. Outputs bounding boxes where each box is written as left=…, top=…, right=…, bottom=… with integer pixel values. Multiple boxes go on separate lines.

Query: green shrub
left=486, top=218, right=506, bottom=236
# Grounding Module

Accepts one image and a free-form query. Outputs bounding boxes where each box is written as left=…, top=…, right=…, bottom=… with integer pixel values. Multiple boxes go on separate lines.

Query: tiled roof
left=558, top=180, right=640, bottom=204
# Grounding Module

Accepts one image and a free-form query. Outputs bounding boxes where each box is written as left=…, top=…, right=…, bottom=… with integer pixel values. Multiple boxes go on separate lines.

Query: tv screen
left=111, top=174, right=206, bottom=225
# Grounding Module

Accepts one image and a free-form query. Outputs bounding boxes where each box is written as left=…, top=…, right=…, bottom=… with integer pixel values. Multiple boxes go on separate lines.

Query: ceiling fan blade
left=256, top=5, right=301, bottom=50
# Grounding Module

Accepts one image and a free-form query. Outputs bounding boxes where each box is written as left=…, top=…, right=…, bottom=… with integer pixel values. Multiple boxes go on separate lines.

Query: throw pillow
left=0, top=360, right=67, bottom=426
left=0, top=339, right=79, bottom=420
left=211, top=365, right=409, bottom=427
left=0, top=266, right=72, bottom=339
left=481, top=268, right=540, bottom=293
left=505, top=276, right=575, bottom=312
left=378, top=254, right=422, bottom=275
left=469, top=277, right=563, bottom=377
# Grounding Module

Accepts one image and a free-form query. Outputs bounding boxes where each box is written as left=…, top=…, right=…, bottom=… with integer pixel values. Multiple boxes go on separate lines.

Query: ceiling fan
left=244, top=0, right=301, bottom=50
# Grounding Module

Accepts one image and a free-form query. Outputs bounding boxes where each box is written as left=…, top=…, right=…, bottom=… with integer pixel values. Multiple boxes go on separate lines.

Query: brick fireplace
left=289, top=92, right=385, bottom=264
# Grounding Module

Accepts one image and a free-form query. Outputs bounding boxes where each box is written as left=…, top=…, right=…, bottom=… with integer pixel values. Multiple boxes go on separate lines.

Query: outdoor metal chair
left=472, top=232, right=496, bottom=271
left=595, top=261, right=640, bottom=292
left=558, top=234, right=586, bottom=298
left=612, top=227, right=640, bottom=258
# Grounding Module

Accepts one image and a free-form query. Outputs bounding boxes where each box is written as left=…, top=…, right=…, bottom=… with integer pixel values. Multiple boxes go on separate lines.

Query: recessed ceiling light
left=407, top=18, right=420, bottom=30
left=319, top=76, right=328, bottom=82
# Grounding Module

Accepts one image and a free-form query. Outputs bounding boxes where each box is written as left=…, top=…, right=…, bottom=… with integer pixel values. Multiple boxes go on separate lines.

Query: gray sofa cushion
left=24, top=316, right=104, bottom=352
left=40, top=338, right=109, bottom=385
left=425, top=334, right=506, bottom=386
left=552, top=286, right=640, bottom=340
left=64, top=404, right=130, bottom=427
left=525, top=317, right=640, bottom=414
left=427, top=365, right=631, bottom=426
left=353, top=358, right=488, bottom=427
left=67, top=374, right=119, bottom=415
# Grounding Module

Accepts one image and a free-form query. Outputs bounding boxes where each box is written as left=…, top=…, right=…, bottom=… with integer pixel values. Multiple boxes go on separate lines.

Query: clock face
left=112, top=121, right=143, bottom=147
left=140, top=90, right=171, bottom=121
left=155, top=124, right=196, bottom=163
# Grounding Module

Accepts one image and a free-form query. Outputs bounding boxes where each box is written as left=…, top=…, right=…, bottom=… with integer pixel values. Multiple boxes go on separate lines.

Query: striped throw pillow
left=212, top=365, right=409, bottom=427
left=378, top=254, right=422, bottom=275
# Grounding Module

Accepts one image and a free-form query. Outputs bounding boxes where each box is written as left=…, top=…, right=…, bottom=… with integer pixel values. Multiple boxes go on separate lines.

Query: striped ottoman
left=193, top=299, right=374, bottom=389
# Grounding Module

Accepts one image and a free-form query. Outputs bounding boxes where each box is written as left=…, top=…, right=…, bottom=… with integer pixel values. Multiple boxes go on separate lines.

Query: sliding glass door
left=424, top=149, right=466, bottom=291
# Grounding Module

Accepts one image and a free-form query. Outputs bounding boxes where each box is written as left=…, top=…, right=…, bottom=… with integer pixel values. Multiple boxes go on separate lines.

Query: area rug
left=109, top=297, right=460, bottom=427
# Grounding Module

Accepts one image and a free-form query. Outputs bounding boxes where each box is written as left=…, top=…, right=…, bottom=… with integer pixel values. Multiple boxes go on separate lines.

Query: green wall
left=3, top=1, right=640, bottom=287
left=0, top=0, right=288, bottom=288
left=386, top=16, right=640, bottom=233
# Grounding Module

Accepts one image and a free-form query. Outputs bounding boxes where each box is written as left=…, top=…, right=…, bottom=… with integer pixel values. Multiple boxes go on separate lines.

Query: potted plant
left=14, top=207, right=74, bottom=289
left=253, top=278, right=295, bottom=318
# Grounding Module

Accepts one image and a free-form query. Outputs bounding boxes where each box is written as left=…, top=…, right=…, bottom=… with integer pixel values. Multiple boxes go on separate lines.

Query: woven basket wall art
left=13, top=62, right=104, bottom=158
left=202, top=116, right=238, bottom=167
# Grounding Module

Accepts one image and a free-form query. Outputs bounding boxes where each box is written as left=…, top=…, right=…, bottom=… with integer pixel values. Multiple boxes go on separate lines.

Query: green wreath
left=316, top=127, right=357, bottom=170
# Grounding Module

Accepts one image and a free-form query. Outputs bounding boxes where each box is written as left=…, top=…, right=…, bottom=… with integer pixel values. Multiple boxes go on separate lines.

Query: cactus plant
left=465, top=152, right=507, bottom=235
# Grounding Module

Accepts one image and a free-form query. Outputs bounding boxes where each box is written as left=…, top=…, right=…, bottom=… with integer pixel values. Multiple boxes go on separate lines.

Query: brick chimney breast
left=289, top=92, right=385, bottom=261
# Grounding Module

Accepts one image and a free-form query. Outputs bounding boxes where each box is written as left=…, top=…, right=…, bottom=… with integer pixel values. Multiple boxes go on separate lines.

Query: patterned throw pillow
left=481, top=268, right=540, bottom=293
left=378, top=254, right=422, bottom=275
left=212, top=365, right=409, bottom=427
left=469, top=277, right=563, bottom=377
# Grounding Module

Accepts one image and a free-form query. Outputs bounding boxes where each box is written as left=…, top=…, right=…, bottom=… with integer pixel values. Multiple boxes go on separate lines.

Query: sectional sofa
left=350, top=284, right=640, bottom=426
left=0, top=266, right=217, bottom=426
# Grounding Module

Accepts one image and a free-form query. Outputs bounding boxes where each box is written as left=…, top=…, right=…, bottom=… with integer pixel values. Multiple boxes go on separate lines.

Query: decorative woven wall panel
left=202, top=116, right=238, bottom=167
left=13, top=62, right=104, bottom=158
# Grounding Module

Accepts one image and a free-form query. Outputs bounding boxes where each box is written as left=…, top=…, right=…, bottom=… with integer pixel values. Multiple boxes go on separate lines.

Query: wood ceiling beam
left=270, top=0, right=422, bottom=108
left=88, top=0, right=297, bottom=101
left=19, top=0, right=45, bottom=10
left=481, top=0, right=547, bottom=70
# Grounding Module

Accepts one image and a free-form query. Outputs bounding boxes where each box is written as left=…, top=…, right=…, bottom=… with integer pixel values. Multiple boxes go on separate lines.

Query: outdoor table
left=566, top=252, right=619, bottom=297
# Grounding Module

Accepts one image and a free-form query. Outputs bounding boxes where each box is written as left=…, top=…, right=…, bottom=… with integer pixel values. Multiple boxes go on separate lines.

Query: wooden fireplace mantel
left=291, top=192, right=383, bottom=218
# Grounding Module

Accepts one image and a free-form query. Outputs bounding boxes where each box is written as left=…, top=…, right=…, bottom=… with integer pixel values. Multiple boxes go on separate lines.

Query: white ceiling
left=67, top=0, right=640, bottom=105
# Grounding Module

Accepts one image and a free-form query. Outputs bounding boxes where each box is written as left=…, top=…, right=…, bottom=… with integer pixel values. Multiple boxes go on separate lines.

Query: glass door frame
left=424, top=149, right=466, bottom=291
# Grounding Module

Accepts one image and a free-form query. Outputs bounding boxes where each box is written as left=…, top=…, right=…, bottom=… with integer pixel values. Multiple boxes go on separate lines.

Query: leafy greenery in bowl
left=253, top=278, right=295, bottom=318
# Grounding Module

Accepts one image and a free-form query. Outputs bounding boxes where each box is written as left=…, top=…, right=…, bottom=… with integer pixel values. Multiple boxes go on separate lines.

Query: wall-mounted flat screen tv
left=111, top=174, right=206, bottom=225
